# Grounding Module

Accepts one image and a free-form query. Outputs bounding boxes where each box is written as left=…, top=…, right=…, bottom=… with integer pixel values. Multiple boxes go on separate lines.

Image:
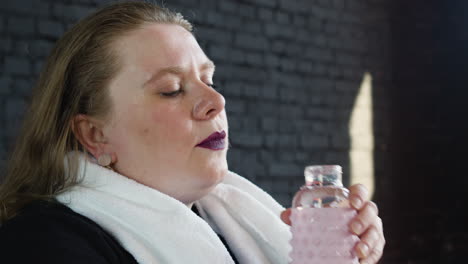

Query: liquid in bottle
left=289, top=165, right=359, bottom=264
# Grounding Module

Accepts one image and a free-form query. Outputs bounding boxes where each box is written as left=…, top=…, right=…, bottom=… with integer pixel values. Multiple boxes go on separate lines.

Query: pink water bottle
left=289, top=165, right=359, bottom=264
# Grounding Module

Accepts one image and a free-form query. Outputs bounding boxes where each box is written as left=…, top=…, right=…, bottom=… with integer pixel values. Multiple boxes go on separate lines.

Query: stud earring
left=97, top=153, right=113, bottom=170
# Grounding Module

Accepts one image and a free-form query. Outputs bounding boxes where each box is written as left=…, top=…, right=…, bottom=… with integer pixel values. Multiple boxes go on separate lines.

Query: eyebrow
left=143, top=60, right=216, bottom=87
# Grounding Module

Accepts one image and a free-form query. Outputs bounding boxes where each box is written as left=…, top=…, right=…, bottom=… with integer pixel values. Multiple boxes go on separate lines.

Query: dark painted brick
left=260, top=83, right=278, bottom=100
left=261, top=117, right=277, bottom=131
left=0, top=37, right=12, bottom=53
left=218, top=1, right=238, bottom=13
left=333, top=0, right=345, bottom=9
left=330, top=132, right=350, bottom=148
left=278, top=134, right=297, bottom=148
left=259, top=150, right=275, bottom=164
left=38, top=20, right=64, bottom=38
left=310, top=6, right=340, bottom=21
left=317, top=0, right=333, bottom=8
left=347, top=0, right=368, bottom=11
left=324, top=21, right=339, bottom=34
left=336, top=52, right=361, bottom=66
left=234, top=33, right=269, bottom=51
left=4, top=57, right=30, bottom=75
left=272, top=41, right=285, bottom=53
left=6, top=97, right=26, bottom=122
left=223, top=81, right=244, bottom=97
left=278, top=0, right=310, bottom=13
left=241, top=19, right=262, bottom=34
left=229, top=49, right=245, bottom=64
left=230, top=132, right=263, bottom=148
left=34, top=61, right=44, bottom=75
left=243, top=0, right=277, bottom=8
left=0, top=77, right=11, bottom=95
left=300, top=134, right=328, bottom=149
left=264, top=54, right=280, bottom=68
left=265, top=23, right=295, bottom=39
left=7, top=17, right=34, bottom=35
left=268, top=163, right=302, bottom=178
left=13, top=78, right=32, bottom=95
left=279, top=151, right=296, bottom=162
left=29, top=40, right=54, bottom=58
left=4, top=0, right=49, bottom=16
left=243, top=82, right=261, bottom=97
left=308, top=17, right=322, bottom=31
left=297, top=61, right=313, bottom=74
left=223, top=65, right=268, bottom=81
left=15, top=41, right=31, bottom=56
left=265, top=134, right=278, bottom=149
left=196, top=27, right=233, bottom=44
left=279, top=58, right=296, bottom=72
left=278, top=104, right=303, bottom=118
left=275, top=11, right=290, bottom=24
left=227, top=116, right=243, bottom=131
left=335, top=80, right=360, bottom=92
left=208, top=45, right=230, bottom=61
left=226, top=99, right=246, bottom=114
left=258, top=8, right=274, bottom=21
left=327, top=65, right=342, bottom=78
left=304, top=47, right=334, bottom=62
left=340, top=12, right=362, bottom=24
left=285, top=43, right=303, bottom=56
left=257, top=102, right=278, bottom=116
left=220, top=14, right=243, bottom=30
left=292, top=14, right=307, bottom=27
left=241, top=117, right=259, bottom=133
left=238, top=4, right=256, bottom=18
left=53, top=4, right=94, bottom=22
left=4, top=1, right=32, bottom=14
left=305, top=107, right=332, bottom=120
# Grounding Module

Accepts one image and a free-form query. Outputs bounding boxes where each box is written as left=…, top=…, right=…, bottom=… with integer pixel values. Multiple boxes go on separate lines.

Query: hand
left=280, top=184, right=385, bottom=264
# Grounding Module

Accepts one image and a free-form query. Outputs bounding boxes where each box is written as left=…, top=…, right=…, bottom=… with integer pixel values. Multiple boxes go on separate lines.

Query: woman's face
left=102, top=23, right=228, bottom=205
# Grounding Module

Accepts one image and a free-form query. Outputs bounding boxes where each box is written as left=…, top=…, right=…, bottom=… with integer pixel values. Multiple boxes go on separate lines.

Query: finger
left=360, top=237, right=385, bottom=264
left=354, top=226, right=380, bottom=258
left=349, top=201, right=379, bottom=235
left=349, top=184, right=369, bottom=210
left=280, top=208, right=292, bottom=226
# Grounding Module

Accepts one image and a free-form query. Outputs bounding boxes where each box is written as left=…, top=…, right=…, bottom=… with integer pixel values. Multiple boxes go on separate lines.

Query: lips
left=196, top=130, right=227, bottom=150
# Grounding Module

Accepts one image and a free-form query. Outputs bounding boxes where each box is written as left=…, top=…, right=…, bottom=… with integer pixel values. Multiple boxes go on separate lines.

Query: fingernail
left=357, top=243, right=369, bottom=257
left=351, top=221, right=363, bottom=234
left=351, top=197, right=363, bottom=208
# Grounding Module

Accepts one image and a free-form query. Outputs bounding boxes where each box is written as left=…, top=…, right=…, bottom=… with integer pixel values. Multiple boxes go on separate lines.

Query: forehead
left=114, top=23, right=208, bottom=73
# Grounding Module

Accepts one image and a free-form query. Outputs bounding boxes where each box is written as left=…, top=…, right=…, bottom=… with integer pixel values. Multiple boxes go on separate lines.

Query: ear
left=71, top=114, right=111, bottom=159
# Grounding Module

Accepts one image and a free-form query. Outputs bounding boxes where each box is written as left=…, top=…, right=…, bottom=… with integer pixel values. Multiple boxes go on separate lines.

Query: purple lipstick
left=196, top=130, right=226, bottom=150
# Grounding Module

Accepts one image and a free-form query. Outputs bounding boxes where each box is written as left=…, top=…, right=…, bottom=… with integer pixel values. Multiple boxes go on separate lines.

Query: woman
left=0, top=1, right=384, bottom=263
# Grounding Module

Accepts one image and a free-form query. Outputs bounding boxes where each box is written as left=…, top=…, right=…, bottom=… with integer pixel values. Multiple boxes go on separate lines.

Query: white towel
left=56, top=153, right=291, bottom=264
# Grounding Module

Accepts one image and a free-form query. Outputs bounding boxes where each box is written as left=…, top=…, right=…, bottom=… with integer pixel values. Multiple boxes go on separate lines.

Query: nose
left=192, top=85, right=225, bottom=120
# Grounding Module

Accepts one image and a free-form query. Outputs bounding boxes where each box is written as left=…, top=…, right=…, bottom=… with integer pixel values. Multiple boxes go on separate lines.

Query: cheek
left=149, top=107, right=193, bottom=144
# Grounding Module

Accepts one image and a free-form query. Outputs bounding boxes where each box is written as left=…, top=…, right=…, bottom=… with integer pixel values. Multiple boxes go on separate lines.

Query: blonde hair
left=0, top=1, right=192, bottom=222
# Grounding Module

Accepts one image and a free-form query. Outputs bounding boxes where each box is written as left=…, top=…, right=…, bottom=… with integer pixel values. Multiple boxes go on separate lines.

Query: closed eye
left=160, top=89, right=183, bottom=97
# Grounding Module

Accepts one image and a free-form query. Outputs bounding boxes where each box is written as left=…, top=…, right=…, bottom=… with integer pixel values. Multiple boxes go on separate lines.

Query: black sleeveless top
left=0, top=200, right=238, bottom=263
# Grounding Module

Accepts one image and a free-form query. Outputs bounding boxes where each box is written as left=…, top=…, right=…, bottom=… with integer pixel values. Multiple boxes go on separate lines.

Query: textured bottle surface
left=289, top=165, right=359, bottom=264
left=289, top=208, right=359, bottom=264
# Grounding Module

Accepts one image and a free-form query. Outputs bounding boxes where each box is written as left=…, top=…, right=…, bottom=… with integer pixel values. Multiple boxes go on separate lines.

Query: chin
left=180, top=167, right=227, bottom=204
left=204, top=165, right=228, bottom=187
